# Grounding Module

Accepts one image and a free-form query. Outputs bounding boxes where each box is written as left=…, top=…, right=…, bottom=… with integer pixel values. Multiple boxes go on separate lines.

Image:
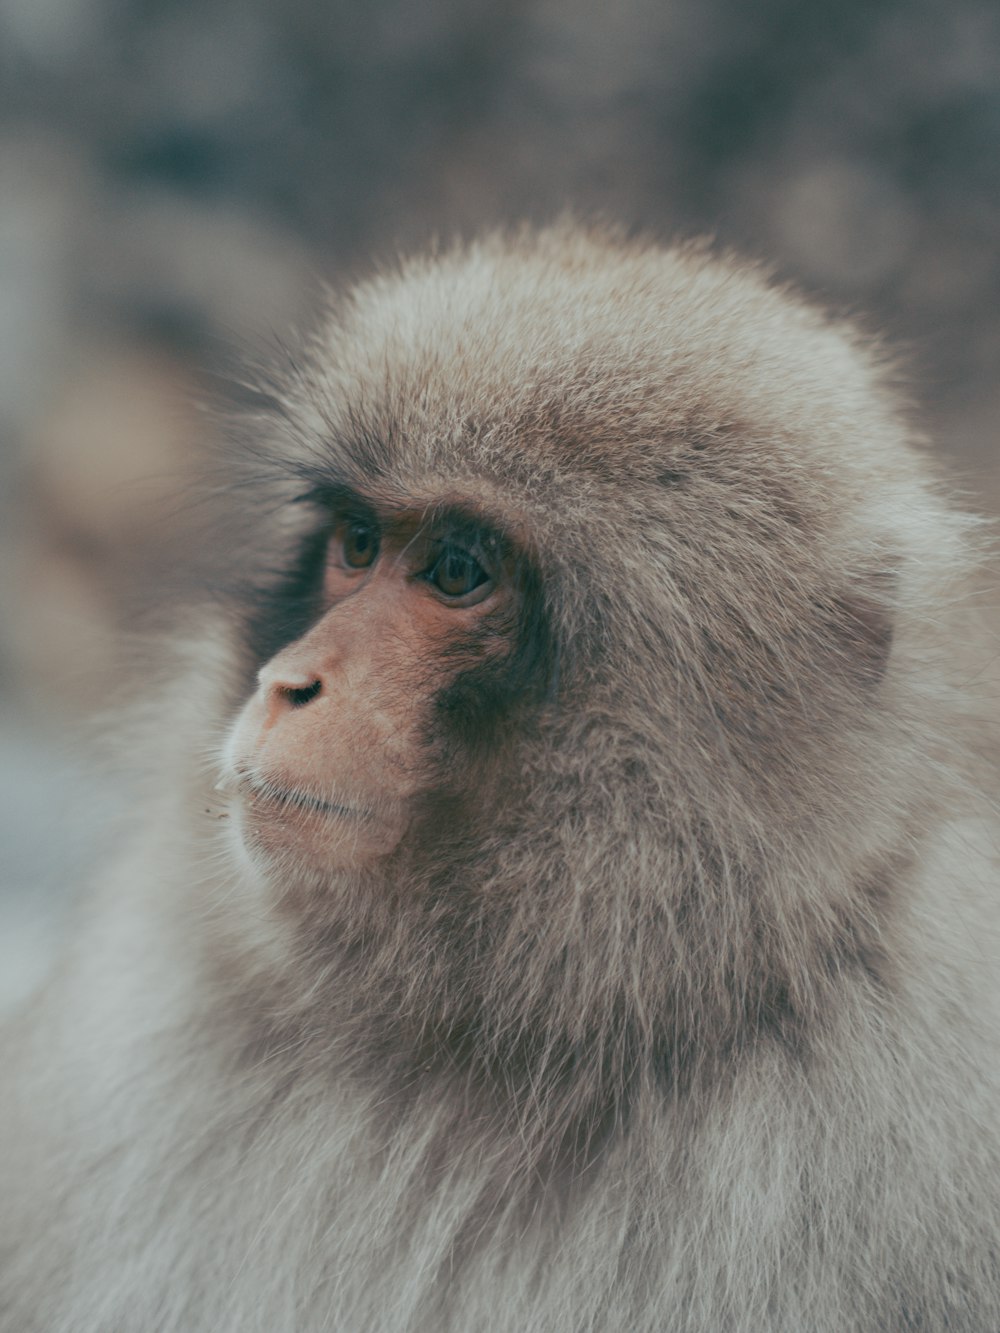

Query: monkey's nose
left=259, top=669, right=324, bottom=728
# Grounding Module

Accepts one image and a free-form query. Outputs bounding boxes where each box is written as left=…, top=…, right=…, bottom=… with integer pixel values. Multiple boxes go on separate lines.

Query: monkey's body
left=2, top=228, right=998, bottom=1330
left=5, top=825, right=1000, bottom=1333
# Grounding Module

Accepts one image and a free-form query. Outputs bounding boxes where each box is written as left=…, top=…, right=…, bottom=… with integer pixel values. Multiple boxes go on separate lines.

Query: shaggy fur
left=2, top=225, right=998, bottom=1331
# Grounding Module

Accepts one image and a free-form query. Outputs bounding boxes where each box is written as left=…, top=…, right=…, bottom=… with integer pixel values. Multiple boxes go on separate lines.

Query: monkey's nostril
left=281, top=679, right=323, bottom=709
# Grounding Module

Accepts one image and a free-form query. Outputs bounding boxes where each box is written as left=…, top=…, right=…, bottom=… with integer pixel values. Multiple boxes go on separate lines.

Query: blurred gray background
left=1, top=0, right=998, bottom=1008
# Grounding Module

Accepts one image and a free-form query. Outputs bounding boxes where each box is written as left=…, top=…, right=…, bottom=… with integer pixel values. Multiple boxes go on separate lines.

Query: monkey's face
left=222, top=494, right=522, bottom=874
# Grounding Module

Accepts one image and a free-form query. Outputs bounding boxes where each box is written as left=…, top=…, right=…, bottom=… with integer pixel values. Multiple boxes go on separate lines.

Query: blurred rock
left=5, top=345, right=204, bottom=715
left=773, top=158, right=916, bottom=287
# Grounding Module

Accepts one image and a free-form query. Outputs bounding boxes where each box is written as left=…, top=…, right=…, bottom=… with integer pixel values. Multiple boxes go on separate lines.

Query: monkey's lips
left=228, top=768, right=406, bottom=867
left=235, top=772, right=368, bottom=825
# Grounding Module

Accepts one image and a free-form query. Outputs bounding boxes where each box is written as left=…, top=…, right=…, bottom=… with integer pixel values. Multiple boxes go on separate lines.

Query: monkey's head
left=213, top=226, right=971, bottom=1118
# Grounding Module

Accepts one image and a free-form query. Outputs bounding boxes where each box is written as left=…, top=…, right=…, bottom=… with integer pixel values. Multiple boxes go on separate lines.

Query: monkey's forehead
left=286, top=232, right=897, bottom=492
left=264, top=231, right=914, bottom=543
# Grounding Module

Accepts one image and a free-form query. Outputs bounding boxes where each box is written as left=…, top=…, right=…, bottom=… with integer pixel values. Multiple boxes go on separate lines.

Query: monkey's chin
left=232, top=779, right=407, bottom=871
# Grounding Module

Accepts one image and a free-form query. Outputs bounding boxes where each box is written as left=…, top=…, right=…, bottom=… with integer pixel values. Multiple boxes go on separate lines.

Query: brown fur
left=2, top=224, right=998, bottom=1332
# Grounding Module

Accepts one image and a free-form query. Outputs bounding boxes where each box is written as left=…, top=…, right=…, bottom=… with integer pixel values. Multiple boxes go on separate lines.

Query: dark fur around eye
left=243, top=524, right=331, bottom=670
left=432, top=562, right=556, bottom=755
left=242, top=484, right=384, bottom=666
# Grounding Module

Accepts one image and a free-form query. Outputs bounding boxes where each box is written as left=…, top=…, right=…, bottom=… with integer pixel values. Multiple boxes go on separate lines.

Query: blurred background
left=1, top=0, right=998, bottom=1008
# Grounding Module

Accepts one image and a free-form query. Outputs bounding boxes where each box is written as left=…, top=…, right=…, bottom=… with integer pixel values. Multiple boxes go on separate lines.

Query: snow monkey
left=2, top=225, right=998, bottom=1332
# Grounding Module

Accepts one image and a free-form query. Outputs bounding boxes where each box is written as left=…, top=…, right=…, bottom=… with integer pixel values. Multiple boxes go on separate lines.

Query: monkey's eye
left=337, top=520, right=379, bottom=569
left=427, top=546, right=492, bottom=602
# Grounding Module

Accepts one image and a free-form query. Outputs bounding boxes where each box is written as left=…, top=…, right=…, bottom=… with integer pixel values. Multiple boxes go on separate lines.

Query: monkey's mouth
left=235, top=771, right=370, bottom=824
left=224, top=765, right=408, bottom=866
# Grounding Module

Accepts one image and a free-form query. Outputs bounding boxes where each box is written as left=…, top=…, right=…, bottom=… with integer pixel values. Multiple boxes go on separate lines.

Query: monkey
left=1, top=223, right=998, bottom=1333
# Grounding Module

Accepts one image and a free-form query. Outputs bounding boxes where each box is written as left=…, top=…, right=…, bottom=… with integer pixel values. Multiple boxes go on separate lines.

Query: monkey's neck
left=185, top=786, right=926, bottom=1179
